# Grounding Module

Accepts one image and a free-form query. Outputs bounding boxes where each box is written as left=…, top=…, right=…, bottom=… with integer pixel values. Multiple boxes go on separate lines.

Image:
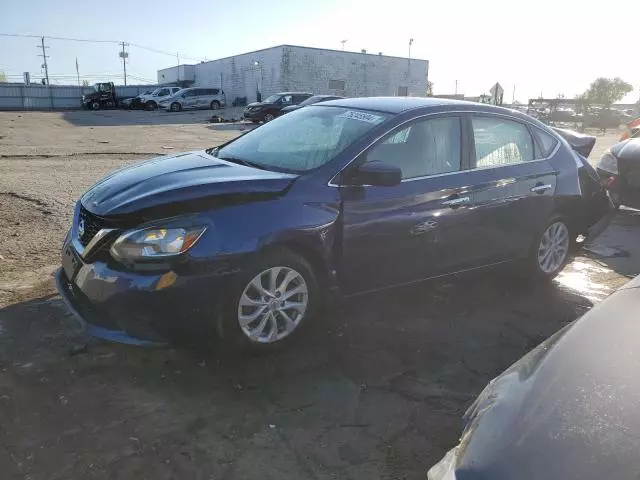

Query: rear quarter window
left=532, top=127, right=559, bottom=158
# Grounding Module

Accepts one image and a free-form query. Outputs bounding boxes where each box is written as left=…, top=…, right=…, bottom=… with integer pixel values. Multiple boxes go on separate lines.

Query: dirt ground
left=0, top=110, right=638, bottom=480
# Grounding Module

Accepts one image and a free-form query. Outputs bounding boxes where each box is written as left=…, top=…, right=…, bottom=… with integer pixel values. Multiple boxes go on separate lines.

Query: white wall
left=194, top=47, right=283, bottom=104
left=159, top=45, right=429, bottom=103
left=280, top=46, right=428, bottom=97
left=157, top=65, right=196, bottom=85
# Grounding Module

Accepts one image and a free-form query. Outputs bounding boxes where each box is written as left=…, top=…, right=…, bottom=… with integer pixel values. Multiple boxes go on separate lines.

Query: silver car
left=159, top=87, right=226, bottom=112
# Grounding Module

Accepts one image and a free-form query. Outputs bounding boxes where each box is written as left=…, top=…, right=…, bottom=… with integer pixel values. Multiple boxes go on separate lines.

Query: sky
left=2, top=0, right=639, bottom=103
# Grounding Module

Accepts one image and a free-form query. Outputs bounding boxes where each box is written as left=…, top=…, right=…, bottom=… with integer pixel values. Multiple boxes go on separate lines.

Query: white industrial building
left=157, top=44, right=428, bottom=105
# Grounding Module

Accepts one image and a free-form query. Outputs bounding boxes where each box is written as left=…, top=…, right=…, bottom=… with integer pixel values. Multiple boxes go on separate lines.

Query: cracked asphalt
left=0, top=110, right=638, bottom=479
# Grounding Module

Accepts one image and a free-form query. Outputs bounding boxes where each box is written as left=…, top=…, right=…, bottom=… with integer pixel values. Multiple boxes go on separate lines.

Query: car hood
left=246, top=102, right=276, bottom=109
left=429, top=278, right=640, bottom=480
left=611, top=138, right=640, bottom=161
left=80, top=151, right=298, bottom=217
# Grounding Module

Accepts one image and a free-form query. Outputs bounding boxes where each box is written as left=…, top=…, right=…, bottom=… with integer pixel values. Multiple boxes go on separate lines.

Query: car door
left=467, top=115, right=557, bottom=263
left=182, top=89, right=198, bottom=109
left=339, top=114, right=480, bottom=294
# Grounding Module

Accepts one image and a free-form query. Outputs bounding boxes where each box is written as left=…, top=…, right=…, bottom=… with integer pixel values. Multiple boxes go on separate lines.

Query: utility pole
left=408, top=38, right=414, bottom=59
left=176, top=52, right=180, bottom=84
left=455, top=80, right=458, bottom=95
left=512, top=84, right=516, bottom=104
left=119, top=42, right=128, bottom=85
left=38, top=37, right=50, bottom=85
left=75, top=58, right=80, bottom=86
left=340, top=39, right=347, bottom=51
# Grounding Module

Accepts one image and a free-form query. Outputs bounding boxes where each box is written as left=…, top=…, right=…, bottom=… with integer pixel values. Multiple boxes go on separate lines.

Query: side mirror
left=352, top=161, right=401, bottom=187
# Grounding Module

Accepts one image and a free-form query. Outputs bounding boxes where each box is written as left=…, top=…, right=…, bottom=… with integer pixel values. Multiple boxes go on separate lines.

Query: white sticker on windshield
left=338, top=110, right=383, bottom=124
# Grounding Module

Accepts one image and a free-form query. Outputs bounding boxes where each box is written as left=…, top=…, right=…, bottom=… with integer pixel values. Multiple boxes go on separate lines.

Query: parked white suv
left=139, top=87, right=182, bottom=111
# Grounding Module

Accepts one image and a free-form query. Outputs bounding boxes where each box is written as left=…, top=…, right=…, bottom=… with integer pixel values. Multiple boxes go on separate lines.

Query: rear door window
left=532, top=127, right=559, bottom=158
left=471, top=117, right=534, bottom=167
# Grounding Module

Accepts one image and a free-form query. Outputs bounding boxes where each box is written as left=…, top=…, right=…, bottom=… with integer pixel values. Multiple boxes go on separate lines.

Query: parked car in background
left=280, top=95, right=345, bottom=114
left=596, top=137, right=640, bottom=208
left=159, top=87, right=226, bottom=112
left=428, top=275, right=640, bottom=480
left=56, top=98, right=613, bottom=351
left=243, top=92, right=313, bottom=122
left=138, top=87, right=182, bottom=110
left=121, top=90, right=154, bottom=110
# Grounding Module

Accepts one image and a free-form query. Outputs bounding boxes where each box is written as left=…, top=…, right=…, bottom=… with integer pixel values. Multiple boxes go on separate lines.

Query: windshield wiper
left=216, top=155, right=268, bottom=171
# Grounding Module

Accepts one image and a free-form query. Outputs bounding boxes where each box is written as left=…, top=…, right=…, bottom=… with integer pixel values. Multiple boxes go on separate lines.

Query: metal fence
left=0, top=83, right=159, bottom=110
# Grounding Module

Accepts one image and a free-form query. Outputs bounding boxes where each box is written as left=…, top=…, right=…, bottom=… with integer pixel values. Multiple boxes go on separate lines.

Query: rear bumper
left=586, top=192, right=617, bottom=241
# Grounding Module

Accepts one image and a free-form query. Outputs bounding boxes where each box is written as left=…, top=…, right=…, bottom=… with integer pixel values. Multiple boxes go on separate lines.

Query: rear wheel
left=146, top=101, right=157, bottom=111
left=264, top=112, right=275, bottom=122
left=216, top=249, right=320, bottom=352
left=170, top=102, right=181, bottom=112
left=210, top=100, right=220, bottom=110
left=90, top=101, right=100, bottom=110
left=523, top=217, right=571, bottom=280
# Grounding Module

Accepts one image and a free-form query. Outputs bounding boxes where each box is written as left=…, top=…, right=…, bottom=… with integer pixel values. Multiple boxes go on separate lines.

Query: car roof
left=321, top=96, right=546, bottom=125
left=277, top=92, right=313, bottom=95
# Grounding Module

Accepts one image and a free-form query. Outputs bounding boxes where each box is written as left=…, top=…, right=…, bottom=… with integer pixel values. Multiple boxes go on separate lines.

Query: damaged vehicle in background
left=56, top=98, right=614, bottom=351
left=428, top=275, right=640, bottom=480
left=137, top=86, right=182, bottom=110
left=280, top=94, right=345, bottom=114
left=596, top=136, right=640, bottom=209
left=243, top=92, right=313, bottom=122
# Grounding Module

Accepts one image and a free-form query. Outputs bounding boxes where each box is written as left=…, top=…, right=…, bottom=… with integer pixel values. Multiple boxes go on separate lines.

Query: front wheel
left=90, top=101, right=100, bottom=110
left=170, top=102, right=181, bottom=112
left=210, top=100, right=220, bottom=110
left=524, top=217, right=572, bottom=280
left=264, top=112, right=275, bottom=122
left=146, top=101, right=157, bottom=111
left=217, top=249, right=320, bottom=352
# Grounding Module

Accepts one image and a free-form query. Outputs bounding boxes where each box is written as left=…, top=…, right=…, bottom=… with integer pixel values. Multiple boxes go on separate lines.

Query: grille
left=78, top=206, right=106, bottom=247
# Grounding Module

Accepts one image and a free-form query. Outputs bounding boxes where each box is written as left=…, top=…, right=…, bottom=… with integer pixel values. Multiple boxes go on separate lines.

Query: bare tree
left=427, top=81, right=434, bottom=96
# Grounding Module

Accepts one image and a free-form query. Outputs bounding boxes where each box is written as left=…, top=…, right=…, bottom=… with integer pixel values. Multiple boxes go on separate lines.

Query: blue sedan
left=56, top=98, right=614, bottom=350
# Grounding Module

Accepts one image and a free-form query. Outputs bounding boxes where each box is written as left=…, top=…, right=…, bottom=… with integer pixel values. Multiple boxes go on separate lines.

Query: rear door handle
left=531, top=184, right=552, bottom=194
left=442, top=196, right=470, bottom=207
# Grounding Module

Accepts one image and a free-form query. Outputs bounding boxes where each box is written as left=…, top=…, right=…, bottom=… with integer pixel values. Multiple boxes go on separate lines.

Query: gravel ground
left=0, top=109, right=637, bottom=480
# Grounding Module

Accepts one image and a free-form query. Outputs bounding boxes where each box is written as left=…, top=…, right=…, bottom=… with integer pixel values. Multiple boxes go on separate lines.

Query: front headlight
left=110, top=226, right=206, bottom=261
left=597, top=149, right=619, bottom=175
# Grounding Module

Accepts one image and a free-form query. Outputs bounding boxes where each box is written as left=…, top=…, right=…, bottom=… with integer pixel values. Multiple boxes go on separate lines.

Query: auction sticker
left=338, top=110, right=384, bottom=124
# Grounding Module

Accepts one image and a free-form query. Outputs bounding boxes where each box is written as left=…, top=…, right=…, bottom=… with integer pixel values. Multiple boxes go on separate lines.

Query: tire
left=146, top=101, right=157, bottom=111
left=522, top=216, right=572, bottom=281
left=216, top=249, right=320, bottom=352
left=90, top=101, right=100, bottom=110
left=264, top=112, right=275, bottom=122
left=210, top=100, right=220, bottom=110
left=170, top=102, right=181, bottom=112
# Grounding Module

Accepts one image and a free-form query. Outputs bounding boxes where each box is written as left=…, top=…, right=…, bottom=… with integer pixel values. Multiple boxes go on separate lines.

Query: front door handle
left=441, top=196, right=470, bottom=207
left=531, top=184, right=552, bottom=194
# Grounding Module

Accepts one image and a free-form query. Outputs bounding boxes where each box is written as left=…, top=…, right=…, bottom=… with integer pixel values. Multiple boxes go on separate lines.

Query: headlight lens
left=110, top=226, right=206, bottom=261
left=597, top=150, right=619, bottom=175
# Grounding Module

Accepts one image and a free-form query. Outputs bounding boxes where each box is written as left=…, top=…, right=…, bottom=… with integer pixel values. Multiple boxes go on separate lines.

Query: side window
left=184, top=90, right=195, bottom=97
left=211, top=88, right=219, bottom=95
left=532, top=127, right=558, bottom=159
left=171, top=88, right=179, bottom=95
left=158, top=89, right=169, bottom=96
left=281, top=95, right=293, bottom=105
left=366, top=117, right=462, bottom=180
left=293, top=94, right=308, bottom=103
left=472, top=117, right=534, bottom=168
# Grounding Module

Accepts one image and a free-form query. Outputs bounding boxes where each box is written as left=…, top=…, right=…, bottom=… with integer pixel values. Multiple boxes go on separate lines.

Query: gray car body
left=428, top=274, right=640, bottom=480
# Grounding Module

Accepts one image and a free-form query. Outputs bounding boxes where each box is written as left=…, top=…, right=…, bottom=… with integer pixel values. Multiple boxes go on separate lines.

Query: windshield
left=215, top=106, right=390, bottom=172
left=263, top=94, right=281, bottom=103
left=150, top=88, right=162, bottom=96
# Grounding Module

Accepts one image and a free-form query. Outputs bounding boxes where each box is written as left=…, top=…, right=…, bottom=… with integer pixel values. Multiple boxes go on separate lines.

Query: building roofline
left=159, top=44, right=428, bottom=70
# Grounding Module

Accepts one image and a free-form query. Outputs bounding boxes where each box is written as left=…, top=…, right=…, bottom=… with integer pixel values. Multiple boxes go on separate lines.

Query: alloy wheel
left=237, top=266, right=308, bottom=343
left=537, top=221, right=569, bottom=273
left=264, top=113, right=274, bottom=122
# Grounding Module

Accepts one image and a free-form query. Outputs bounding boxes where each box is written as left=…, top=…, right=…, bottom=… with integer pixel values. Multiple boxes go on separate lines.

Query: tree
left=426, top=80, right=434, bottom=96
left=81, top=80, right=89, bottom=86
left=578, top=77, right=633, bottom=106
left=0, top=70, right=7, bottom=82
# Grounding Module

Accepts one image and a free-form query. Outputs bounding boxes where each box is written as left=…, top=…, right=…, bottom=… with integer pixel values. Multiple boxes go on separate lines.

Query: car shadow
left=0, top=271, right=594, bottom=479
left=60, top=106, right=247, bottom=127
left=583, top=207, right=640, bottom=277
